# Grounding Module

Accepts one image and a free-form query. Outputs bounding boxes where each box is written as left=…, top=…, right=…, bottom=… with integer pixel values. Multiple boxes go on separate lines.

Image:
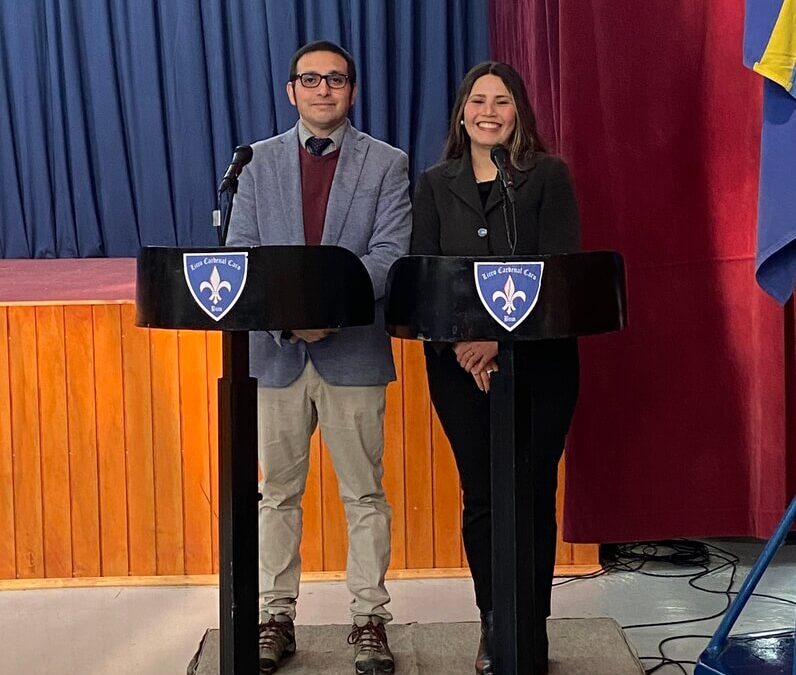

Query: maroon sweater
left=299, top=144, right=340, bottom=245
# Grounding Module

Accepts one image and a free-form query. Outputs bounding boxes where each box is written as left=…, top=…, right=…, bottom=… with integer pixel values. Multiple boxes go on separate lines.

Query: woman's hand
left=471, top=359, right=499, bottom=393
left=453, top=341, right=499, bottom=374
left=453, top=341, right=499, bottom=392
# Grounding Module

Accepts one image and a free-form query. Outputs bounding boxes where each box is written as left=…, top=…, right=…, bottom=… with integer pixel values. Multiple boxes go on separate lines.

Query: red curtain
left=491, top=0, right=794, bottom=541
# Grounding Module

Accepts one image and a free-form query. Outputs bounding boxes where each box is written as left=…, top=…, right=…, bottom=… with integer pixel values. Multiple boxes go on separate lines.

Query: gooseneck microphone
left=217, top=144, right=253, bottom=245
left=218, top=144, right=254, bottom=194
left=490, top=144, right=516, bottom=204
left=490, top=144, right=518, bottom=254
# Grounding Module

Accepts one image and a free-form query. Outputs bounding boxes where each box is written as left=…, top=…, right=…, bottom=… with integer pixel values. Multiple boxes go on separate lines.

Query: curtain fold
left=492, top=0, right=791, bottom=541
left=0, top=0, right=489, bottom=257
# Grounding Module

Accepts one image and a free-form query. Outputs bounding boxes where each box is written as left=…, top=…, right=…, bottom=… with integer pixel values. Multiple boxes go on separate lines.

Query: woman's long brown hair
left=442, top=61, right=547, bottom=169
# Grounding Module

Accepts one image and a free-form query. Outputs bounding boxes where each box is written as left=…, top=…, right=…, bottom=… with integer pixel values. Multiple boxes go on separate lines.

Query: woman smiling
left=410, top=61, right=581, bottom=675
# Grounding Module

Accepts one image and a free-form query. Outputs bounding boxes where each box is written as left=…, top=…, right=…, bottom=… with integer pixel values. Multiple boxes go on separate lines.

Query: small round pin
left=477, top=228, right=488, bottom=238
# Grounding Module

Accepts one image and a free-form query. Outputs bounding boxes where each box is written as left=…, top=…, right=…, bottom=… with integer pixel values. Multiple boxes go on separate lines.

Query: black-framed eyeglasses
left=293, top=72, right=349, bottom=89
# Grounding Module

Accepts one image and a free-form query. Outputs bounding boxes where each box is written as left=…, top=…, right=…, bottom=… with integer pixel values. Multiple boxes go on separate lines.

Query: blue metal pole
left=792, top=617, right=796, bottom=675
left=705, top=496, right=796, bottom=657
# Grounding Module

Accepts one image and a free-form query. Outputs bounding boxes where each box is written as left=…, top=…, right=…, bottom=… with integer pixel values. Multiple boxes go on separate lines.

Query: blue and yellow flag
left=744, top=0, right=796, bottom=303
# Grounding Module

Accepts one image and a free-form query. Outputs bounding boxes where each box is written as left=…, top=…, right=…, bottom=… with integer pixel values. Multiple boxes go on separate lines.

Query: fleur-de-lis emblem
left=199, top=266, right=232, bottom=305
left=492, top=275, right=526, bottom=315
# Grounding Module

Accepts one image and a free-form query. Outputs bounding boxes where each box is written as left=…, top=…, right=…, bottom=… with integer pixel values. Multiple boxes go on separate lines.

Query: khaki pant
left=257, top=359, right=392, bottom=623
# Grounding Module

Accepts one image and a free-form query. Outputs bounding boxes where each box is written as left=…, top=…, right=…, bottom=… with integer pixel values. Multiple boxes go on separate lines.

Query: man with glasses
left=227, top=40, right=410, bottom=675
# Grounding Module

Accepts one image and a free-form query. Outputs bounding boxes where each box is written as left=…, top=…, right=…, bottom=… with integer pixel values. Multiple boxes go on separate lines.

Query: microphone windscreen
left=232, top=145, right=254, bottom=166
left=490, top=144, right=508, bottom=165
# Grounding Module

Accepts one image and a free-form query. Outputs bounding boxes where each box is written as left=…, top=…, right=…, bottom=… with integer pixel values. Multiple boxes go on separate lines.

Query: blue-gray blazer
left=226, top=122, right=411, bottom=387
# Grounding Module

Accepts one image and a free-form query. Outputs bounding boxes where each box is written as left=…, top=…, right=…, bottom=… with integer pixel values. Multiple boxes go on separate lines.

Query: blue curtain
left=0, top=0, right=489, bottom=258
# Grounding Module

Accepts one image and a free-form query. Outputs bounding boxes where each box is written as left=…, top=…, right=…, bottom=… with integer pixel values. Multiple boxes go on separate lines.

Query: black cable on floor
left=553, top=539, right=796, bottom=674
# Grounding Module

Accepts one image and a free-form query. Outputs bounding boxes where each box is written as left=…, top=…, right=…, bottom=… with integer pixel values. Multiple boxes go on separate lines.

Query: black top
left=476, top=179, right=495, bottom=210
left=411, top=151, right=580, bottom=257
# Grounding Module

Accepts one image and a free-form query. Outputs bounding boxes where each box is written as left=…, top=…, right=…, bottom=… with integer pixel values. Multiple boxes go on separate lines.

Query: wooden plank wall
left=0, top=304, right=597, bottom=580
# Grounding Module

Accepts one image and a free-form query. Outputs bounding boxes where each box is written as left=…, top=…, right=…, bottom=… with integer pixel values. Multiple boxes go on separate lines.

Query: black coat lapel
left=444, top=155, right=487, bottom=222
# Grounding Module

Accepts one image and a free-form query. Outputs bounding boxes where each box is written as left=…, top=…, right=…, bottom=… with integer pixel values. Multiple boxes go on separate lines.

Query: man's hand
left=289, top=329, right=338, bottom=344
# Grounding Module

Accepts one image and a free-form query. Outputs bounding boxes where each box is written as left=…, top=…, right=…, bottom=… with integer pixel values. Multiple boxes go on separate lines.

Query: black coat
left=410, top=151, right=580, bottom=257
left=408, top=150, right=581, bottom=621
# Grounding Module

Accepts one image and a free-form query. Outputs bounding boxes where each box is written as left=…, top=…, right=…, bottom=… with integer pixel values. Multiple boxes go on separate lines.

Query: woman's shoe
left=535, top=619, right=550, bottom=674
left=475, top=613, right=550, bottom=674
left=475, top=611, right=494, bottom=674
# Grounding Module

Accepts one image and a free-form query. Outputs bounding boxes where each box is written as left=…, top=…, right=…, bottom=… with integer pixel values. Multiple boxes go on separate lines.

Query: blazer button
left=477, top=228, right=488, bottom=238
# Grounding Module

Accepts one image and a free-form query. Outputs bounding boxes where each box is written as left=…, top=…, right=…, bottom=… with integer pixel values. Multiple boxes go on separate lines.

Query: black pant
left=424, top=339, right=579, bottom=623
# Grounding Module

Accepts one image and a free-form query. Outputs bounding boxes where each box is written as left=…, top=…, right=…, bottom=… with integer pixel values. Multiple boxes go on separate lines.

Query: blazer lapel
left=322, top=122, right=366, bottom=246
left=445, top=154, right=487, bottom=223
left=277, top=125, right=305, bottom=245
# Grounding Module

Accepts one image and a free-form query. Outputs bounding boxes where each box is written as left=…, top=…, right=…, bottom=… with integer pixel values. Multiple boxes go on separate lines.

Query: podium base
left=188, top=618, right=644, bottom=674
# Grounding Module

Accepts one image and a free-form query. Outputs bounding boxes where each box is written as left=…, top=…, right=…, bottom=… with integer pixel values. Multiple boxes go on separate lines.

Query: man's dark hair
left=289, top=40, right=357, bottom=86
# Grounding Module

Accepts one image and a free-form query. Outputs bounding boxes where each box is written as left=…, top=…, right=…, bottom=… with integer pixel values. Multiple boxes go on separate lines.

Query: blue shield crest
left=474, top=261, right=544, bottom=332
left=183, top=252, right=248, bottom=322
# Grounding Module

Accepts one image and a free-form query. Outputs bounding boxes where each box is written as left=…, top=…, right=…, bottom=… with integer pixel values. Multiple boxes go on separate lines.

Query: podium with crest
left=385, top=251, right=627, bottom=675
left=136, top=245, right=375, bottom=675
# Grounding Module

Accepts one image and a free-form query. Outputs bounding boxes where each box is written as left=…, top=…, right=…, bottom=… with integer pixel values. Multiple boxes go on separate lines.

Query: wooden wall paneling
left=402, top=341, right=434, bottom=568
left=149, top=329, right=185, bottom=575
left=120, top=305, right=156, bottom=575
left=431, top=410, right=461, bottom=568
left=0, top=308, right=15, bottom=578
left=9, top=308, right=45, bottom=578
left=177, top=331, right=213, bottom=574
left=64, top=306, right=101, bottom=576
left=572, top=543, right=599, bottom=566
left=383, top=339, right=406, bottom=570
left=206, top=331, right=222, bottom=573
left=35, top=306, right=73, bottom=578
left=320, top=435, right=348, bottom=571
left=299, top=432, right=324, bottom=572
left=554, top=458, right=571, bottom=565
left=3, top=300, right=597, bottom=582
left=461, top=473, right=467, bottom=569
left=93, top=305, right=130, bottom=576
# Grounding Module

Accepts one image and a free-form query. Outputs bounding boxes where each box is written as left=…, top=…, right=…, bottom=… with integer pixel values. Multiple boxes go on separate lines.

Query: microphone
left=490, top=144, right=516, bottom=204
left=218, top=145, right=253, bottom=194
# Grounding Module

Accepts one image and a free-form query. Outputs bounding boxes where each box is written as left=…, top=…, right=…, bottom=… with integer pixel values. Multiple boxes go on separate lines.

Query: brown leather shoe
left=475, top=611, right=494, bottom=674
left=258, top=615, right=296, bottom=674
left=348, top=619, right=395, bottom=674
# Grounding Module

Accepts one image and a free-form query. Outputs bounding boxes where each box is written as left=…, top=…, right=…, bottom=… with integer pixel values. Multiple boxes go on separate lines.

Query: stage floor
left=1, top=539, right=794, bottom=674
left=189, top=619, right=645, bottom=674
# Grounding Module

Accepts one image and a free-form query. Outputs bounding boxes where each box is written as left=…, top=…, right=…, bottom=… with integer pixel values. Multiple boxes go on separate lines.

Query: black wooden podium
left=136, top=245, right=375, bottom=675
left=385, top=252, right=627, bottom=675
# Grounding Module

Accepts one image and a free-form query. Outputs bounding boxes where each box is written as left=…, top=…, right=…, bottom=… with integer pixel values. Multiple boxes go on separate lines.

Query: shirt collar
left=297, top=119, right=348, bottom=155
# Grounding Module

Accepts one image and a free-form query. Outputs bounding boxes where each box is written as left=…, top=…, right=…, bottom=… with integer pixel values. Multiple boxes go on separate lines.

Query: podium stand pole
left=218, top=332, right=259, bottom=674
left=490, top=342, right=537, bottom=674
